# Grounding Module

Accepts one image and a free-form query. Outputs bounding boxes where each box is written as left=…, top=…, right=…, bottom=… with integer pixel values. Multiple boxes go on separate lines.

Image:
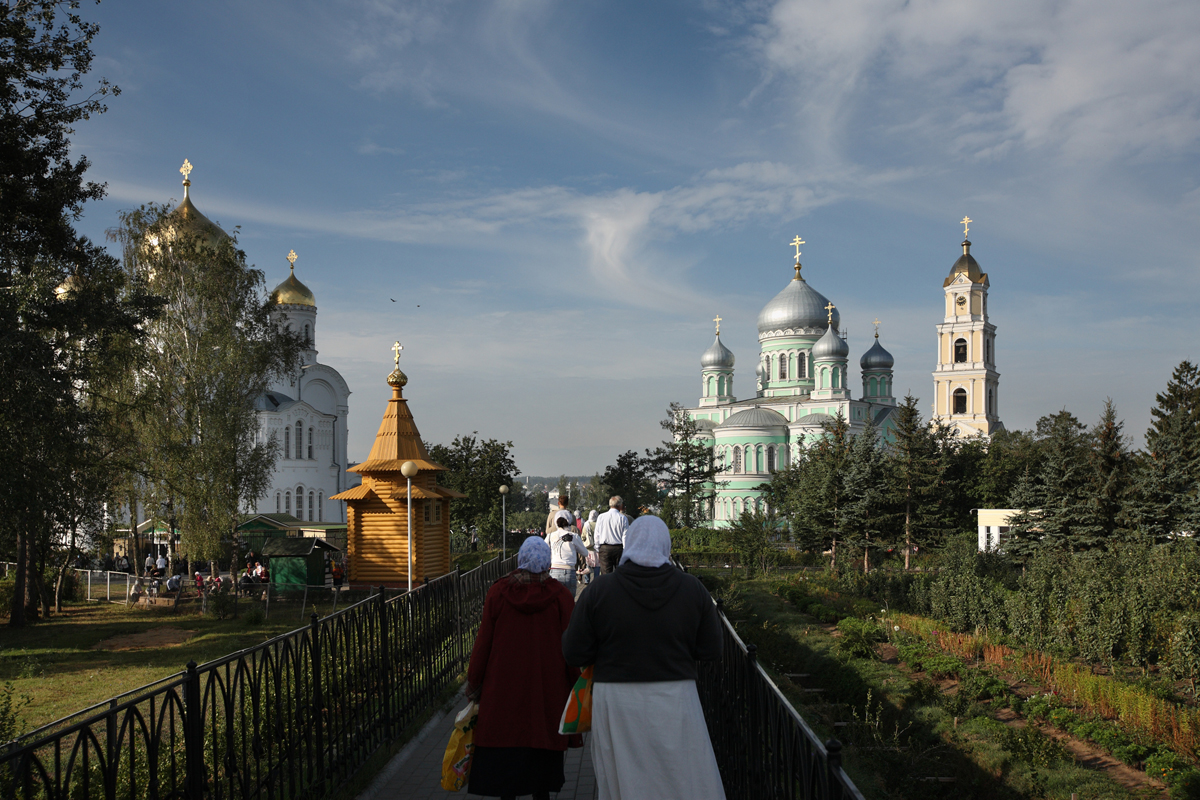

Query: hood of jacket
left=495, top=575, right=565, bottom=614
left=612, top=562, right=684, bottom=611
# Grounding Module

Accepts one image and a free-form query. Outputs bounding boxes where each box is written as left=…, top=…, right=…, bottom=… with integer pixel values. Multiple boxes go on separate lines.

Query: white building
left=254, top=253, right=352, bottom=523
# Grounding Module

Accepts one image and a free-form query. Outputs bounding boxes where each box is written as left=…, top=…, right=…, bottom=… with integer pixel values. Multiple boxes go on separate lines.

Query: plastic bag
left=586, top=550, right=598, bottom=568
left=440, top=701, right=478, bottom=791
left=558, top=666, right=594, bottom=734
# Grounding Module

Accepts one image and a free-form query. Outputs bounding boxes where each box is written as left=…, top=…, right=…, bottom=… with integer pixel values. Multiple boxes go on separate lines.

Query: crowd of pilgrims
left=463, top=495, right=726, bottom=800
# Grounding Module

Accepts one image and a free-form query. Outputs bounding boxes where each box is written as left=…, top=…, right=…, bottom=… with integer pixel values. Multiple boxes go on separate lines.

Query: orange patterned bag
left=440, top=701, right=478, bottom=791
left=558, top=666, right=594, bottom=734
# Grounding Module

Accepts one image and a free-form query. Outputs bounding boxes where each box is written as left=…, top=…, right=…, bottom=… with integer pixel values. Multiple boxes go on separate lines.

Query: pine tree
left=1035, top=411, right=1093, bottom=549
left=648, top=402, right=720, bottom=528
left=1133, top=362, right=1200, bottom=540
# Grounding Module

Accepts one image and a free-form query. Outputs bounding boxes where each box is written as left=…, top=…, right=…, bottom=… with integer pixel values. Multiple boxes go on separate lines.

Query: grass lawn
left=1, top=601, right=304, bottom=736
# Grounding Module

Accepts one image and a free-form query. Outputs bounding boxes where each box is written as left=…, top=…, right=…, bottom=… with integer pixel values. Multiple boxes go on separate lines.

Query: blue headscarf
left=517, top=536, right=551, bottom=574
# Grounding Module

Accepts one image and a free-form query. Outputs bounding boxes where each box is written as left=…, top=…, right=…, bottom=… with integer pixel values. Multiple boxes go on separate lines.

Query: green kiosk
left=260, top=537, right=340, bottom=589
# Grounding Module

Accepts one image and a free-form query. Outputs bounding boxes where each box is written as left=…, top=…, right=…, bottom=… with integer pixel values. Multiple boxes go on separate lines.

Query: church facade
left=255, top=254, right=352, bottom=523
left=682, top=231, right=1001, bottom=527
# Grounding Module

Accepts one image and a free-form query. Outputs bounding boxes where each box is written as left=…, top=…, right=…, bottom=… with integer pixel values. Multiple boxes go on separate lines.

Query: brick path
left=358, top=689, right=597, bottom=800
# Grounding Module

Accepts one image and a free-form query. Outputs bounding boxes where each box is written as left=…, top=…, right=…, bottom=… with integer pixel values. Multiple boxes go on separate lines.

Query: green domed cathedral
left=682, top=240, right=900, bottom=527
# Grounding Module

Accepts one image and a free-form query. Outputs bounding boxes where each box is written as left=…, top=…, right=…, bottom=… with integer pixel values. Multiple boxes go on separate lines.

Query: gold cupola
left=164, top=159, right=230, bottom=249
left=269, top=249, right=316, bottom=307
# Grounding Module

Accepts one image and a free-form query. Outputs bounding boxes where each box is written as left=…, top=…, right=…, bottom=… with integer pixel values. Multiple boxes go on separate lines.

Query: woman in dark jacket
left=563, top=515, right=725, bottom=800
left=466, top=536, right=579, bottom=800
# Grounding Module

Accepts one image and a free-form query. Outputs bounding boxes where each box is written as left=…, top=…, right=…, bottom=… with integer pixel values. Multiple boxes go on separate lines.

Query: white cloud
left=756, top=0, right=1200, bottom=161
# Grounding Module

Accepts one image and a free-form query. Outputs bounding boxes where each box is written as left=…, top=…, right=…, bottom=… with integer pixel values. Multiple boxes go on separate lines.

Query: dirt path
left=93, top=626, right=196, bottom=651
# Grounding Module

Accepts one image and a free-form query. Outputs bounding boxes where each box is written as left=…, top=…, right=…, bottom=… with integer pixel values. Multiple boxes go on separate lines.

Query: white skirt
left=591, top=679, right=726, bottom=800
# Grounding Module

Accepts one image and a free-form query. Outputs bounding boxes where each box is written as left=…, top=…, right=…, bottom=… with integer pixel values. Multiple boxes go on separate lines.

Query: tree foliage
left=648, top=402, right=720, bottom=528
left=427, top=433, right=518, bottom=549
left=600, top=450, right=657, bottom=520
left=110, top=205, right=303, bottom=560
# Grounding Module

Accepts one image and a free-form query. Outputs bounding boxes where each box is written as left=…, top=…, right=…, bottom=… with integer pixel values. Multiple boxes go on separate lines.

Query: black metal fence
left=697, top=602, right=866, bottom=800
left=0, top=555, right=516, bottom=800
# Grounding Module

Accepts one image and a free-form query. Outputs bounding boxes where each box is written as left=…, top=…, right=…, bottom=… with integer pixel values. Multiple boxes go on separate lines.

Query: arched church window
left=318, top=492, right=323, bottom=522
left=308, top=427, right=314, bottom=459
left=276, top=493, right=281, bottom=514
left=308, top=492, right=314, bottom=520
left=732, top=446, right=742, bottom=474
left=954, top=338, right=968, bottom=363
left=798, top=352, right=806, bottom=378
left=295, top=421, right=303, bottom=458
left=285, top=491, right=291, bottom=515
left=304, top=324, right=310, bottom=345
left=953, top=388, right=967, bottom=414
left=988, top=389, right=994, bottom=415
left=767, top=446, right=776, bottom=473
left=707, top=376, right=715, bottom=396
left=756, top=445, right=764, bottom=472
left=284, top=428, right=290, bottom=459
left=832, top=367, right=840, bottom=389
left=296, top=485, right=305, bottom=520
left=779, top=353, right=788, bottom=380
left=868, top=376, right=877, bottom=397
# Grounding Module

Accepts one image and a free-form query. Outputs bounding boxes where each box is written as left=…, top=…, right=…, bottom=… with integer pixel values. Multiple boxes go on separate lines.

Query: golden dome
left=168, top=192, right=230, bottom=249
left=270, top=265, right=316, bottom=307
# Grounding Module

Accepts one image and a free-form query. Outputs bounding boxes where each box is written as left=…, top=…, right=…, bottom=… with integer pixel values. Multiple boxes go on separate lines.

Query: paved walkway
left=358, top=688, right=597, bottom=800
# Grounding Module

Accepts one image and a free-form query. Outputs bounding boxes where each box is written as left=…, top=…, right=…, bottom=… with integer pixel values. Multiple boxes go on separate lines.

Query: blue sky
left=71, top=0, right=1200, bottom=475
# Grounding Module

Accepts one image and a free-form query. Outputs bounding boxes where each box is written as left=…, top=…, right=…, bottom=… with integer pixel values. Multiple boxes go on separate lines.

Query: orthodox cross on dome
left=180, top=159, right=193, bottom=183
left=825, top=302, right=836, bottom=325
left=790, top=235, right=804, bottom=261
left=392, top=340, right=403, bottom=368
left=873, top=317, right=881, bottom=338
left=961, top=216, right=972, bottom=239
left=287, top=249, right=298, bottom=272
left=713, top=314, right=722, bottom=335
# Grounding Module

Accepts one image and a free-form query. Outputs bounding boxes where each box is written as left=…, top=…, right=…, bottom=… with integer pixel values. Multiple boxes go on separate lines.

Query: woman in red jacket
left=466, top=536, right=579, bottom=800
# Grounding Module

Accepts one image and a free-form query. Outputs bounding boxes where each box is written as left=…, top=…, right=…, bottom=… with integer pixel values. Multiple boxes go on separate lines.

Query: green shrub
left=836, top=617, right=882, bottom=660
left=957, top=671, right=1009, bottom=702
left=1148, top=750, right=1195, bottom=786
left=1112, top=743, right=1152, bottom=766
left=1170, top=614, right=1200, bottom=694
left=921, top=653, right=963, bottom=679
left=1172, top=770, right=1200, bottom=800
left=897, top=640, right=931, bottom=671
left=1022, top=693, right=1061, bottom=720
left=0, top=681, right=30, bottom=743
left=997, top=724, right=1068, bottom=768
left=1047, top=706, right=1078, bottom=729
left=241, top=606, right=265, bottom=626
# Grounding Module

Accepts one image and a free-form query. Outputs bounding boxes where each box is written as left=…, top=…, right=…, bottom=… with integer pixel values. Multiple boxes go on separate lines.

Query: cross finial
left=825, top=302, right=836, bottom=325
left=873, top=317, right=881, bottom=338
left=392, top=341, right=403, bottom=368
left=790, top=235, right=804, bottom=262
left=713, top=314, right=722, bottom=335
left=961, top=216, right=972, bottom=239
left=180, top=159, right=193, bottom=183
left=287, top=249, right=297, bottom=270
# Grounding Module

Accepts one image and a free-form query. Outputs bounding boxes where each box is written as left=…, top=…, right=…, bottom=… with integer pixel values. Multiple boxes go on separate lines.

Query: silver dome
left=757, top=277, right=840, bottom=335
left=700, top=334, right=735, bottom=369
left=860, top=337, right=894, bottom=370
left=717, top=406, right=789, bottom=430
left=796, top=413, right=838, bottom=426
left=812, top=322, right=849, bottom=360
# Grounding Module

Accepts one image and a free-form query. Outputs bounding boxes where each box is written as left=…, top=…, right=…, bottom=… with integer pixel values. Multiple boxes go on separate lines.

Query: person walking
left=465, top=537, right=580, bottom=800
left=562, top=515, right=725, bottom=799
left=548, top=516, right=588, bottom=596
left=592, top=496, right=630, bottom=574
left=581, top=510, right=599, bottom=584
left=544, top=495, right=573, bottom=538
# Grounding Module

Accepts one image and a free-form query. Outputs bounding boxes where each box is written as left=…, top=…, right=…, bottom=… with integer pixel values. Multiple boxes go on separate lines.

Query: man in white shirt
left=593, top=495, right=630, bottom=574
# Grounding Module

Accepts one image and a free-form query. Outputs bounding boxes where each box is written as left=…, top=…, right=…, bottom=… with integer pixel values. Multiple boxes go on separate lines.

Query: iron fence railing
left=0, top=555, right=517, bottom=800
left=697, top=601, right=866, bottom=800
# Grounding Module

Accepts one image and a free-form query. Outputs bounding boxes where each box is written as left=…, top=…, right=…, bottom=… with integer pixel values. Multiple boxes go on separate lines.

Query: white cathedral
left=683, top=229, right=1002, bottom=527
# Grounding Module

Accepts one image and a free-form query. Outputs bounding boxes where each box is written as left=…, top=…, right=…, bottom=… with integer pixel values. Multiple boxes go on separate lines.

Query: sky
left=69, top=0, right=1200, bottom=476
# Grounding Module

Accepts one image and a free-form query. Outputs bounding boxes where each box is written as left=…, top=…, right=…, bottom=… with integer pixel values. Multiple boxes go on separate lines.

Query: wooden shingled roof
left=347, top=380, right=448, bottom=475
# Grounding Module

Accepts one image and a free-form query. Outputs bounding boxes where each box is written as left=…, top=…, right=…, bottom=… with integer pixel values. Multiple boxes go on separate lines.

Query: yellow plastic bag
left=440, top=701, right=478, bottom=791
left=558, top=666, right=594, bottom=734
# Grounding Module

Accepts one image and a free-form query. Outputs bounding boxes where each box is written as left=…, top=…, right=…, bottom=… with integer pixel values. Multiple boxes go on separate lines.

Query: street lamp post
left=401, top=461, right=419, bottom=592
left=499, top=485, right=509, bottom=559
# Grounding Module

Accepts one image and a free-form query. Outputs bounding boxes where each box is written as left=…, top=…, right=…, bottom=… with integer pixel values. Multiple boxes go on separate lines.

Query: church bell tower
left=933, top=218, right=1002, bottom=436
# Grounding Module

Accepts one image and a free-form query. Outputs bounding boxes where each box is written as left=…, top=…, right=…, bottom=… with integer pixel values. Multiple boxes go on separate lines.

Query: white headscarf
left=517, top=537, right=551, bottom=574
left=554, top=509, right=575, bottom=525
left=587, top=510, right=598, bottom=523
left=618, top=515, right=672, bottom=568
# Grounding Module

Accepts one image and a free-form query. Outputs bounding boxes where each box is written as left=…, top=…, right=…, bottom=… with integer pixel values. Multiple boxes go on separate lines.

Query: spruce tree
left=841, top=421, right=887, bottom=573
left=886, top=396, right=942, bottom=569
left=647, top=402, right=720, bottom=528
left=1133, top=361, right=1200, bottom=540
left=1082, top=399, right=1132, bottom=543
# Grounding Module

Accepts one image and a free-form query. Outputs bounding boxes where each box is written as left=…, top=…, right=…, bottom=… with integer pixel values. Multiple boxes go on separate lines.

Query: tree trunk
left=54, top=518, right=79, bottom=613
left=24, top=536, right=42, bottom=623
left=904, top=500, right=912, bottom=571
left=9, top=529, right=27, bottom=627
